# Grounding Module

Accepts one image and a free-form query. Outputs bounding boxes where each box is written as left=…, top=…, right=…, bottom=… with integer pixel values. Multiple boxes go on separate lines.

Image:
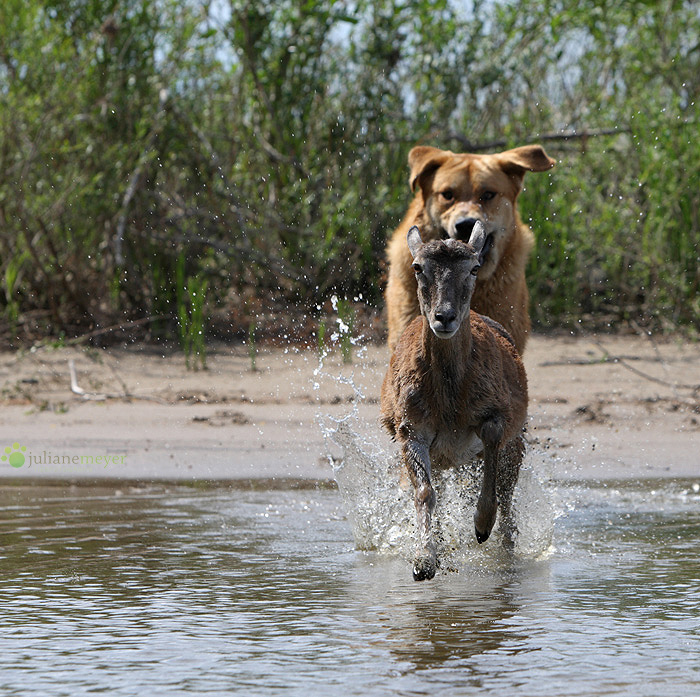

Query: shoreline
left=1, top=334, right=698, bottom=484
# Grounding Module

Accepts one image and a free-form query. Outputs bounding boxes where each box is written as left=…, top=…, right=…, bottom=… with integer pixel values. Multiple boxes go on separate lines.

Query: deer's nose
left=434, top=309, right=456, bottom=326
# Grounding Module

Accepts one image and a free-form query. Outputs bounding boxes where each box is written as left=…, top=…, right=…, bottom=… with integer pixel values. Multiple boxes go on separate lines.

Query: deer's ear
left=467, top=220, right=486, bottom=255
left=407, top=226, right=423, bottom=258
left=468, top=221, right=492, bottom=265
left=408, top=146, right=451, bottom=193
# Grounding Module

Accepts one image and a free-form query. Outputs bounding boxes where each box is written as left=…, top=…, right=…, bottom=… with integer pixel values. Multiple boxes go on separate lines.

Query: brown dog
left=385, top=144, right=555, bottom=353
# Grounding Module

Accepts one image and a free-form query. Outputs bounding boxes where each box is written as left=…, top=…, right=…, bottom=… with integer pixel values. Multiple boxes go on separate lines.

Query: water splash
left=321, top=410, right=561, bottom=571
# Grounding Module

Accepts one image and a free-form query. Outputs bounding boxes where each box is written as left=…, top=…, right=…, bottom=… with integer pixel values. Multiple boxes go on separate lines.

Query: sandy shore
left=0, top=333, right=698, bottom=482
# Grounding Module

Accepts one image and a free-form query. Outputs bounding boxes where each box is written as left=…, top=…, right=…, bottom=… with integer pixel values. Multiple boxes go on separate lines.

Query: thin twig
left=630, top=319, right=681, bottom=400
left=442, top=120, right=698, bottom=152
left=63, top=315, right=173, bottom=346
left=592, top=340, right=700, bottom=393
left=114, top=91, right=169, bottom=265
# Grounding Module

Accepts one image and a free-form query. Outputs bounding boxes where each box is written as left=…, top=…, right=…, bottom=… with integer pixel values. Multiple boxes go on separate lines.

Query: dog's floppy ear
left=407, top=226, right=423, bottom=259
left=408, top=146, right=451, bottom=193
left=497, top=145, right=556, bottom=188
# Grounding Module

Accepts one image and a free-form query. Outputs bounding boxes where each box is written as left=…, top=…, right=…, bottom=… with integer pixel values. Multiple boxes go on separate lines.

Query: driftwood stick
left=69, top=359, right=104, bottom=400
left=68, top=359, right=168, bottom=404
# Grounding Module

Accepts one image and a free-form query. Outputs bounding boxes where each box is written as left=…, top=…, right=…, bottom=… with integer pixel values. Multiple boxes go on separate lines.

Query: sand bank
left=1, top=334, right=698, bottom=482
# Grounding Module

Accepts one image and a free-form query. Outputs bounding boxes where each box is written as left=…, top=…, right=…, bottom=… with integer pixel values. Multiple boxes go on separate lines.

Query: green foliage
left=0, top=0, right=697, bottom=344
left=177, top=259, right=209, bottom=371
left=3, top=251, right=29, bottom=335
left=512, top=0, right=700, bottom=330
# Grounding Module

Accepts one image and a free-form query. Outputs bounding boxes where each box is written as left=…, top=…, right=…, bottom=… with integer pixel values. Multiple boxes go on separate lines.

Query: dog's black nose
left=454, top=217, right=480, bottom=240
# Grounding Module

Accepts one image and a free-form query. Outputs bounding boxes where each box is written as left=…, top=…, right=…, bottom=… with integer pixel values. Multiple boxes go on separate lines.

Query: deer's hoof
left=474, top=506, right=496, bottom=544
left=501, top=527, right=517, bottom=551
left=474, top=509, right=496, bottom=544
left=412, top=551, right=437, bottom=581
left=475, top=524, right=490, bottom=544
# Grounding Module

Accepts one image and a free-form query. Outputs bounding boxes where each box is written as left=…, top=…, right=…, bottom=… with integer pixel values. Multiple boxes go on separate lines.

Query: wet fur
left=381, top=235, right=528, bottom=581
left=381, top=312, right=527, bottom=462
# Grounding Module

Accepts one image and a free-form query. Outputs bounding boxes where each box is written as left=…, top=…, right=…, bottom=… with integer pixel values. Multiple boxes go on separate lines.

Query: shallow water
left=0, top=476, right=699, bottom=696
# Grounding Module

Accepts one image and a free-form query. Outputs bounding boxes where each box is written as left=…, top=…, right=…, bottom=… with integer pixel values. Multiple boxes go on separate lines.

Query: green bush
left=0, top=0, right=697, bottom=345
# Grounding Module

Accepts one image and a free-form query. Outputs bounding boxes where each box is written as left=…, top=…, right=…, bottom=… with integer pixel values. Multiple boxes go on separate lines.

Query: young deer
left=380, top=223, right=528, bottom=581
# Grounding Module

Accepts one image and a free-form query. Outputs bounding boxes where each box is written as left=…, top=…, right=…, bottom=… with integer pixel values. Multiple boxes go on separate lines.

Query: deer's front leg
left=403, top=439, right=436, bottom=581
left=496, top=434, right=525, bottom=549
left=475, top=416, right=505, bottom=543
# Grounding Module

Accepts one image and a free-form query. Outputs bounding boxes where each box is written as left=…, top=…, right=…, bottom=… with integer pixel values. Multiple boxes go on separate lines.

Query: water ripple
left=0, top=479, right=698, bottom=696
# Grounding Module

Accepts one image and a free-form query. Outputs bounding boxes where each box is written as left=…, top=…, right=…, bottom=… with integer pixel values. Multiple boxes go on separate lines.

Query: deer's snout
left=431, top=306, right=458, bottom=338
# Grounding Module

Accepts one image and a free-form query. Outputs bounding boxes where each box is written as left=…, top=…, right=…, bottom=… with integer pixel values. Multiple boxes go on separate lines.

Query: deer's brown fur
left=381, top=225, right=528, bottom=581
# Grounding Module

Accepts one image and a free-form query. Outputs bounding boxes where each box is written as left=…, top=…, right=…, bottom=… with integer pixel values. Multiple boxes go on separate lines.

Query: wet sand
left=0, top=334, right=698, bottom=482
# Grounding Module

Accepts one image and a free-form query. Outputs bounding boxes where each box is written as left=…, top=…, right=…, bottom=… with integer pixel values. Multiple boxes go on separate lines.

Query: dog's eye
left=480, top=190, right=496, bottom=202
left=440, top=189, right=454, bottom=202
left=412, top=263, right=423, bottom=275
left=471, top=264, right=481, bottom=276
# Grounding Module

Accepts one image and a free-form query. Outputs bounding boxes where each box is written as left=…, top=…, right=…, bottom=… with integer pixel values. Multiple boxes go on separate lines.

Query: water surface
left=0, top=478, right=698, bottom=696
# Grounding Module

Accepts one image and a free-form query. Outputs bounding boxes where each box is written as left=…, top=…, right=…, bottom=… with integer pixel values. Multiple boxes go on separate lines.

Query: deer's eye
left=471, top=264, right=481, bottom=276
left=440, top=189, right=454, bottom=202
left=412, top=263, right=423, bottom=275
left=480, top=190, right=496, bottom=202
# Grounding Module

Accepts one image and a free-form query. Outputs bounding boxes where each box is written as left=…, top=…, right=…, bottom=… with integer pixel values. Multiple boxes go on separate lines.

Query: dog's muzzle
left=453, top=217, right=480, bottom=240
left=444, top=219, right=495, bottom=263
